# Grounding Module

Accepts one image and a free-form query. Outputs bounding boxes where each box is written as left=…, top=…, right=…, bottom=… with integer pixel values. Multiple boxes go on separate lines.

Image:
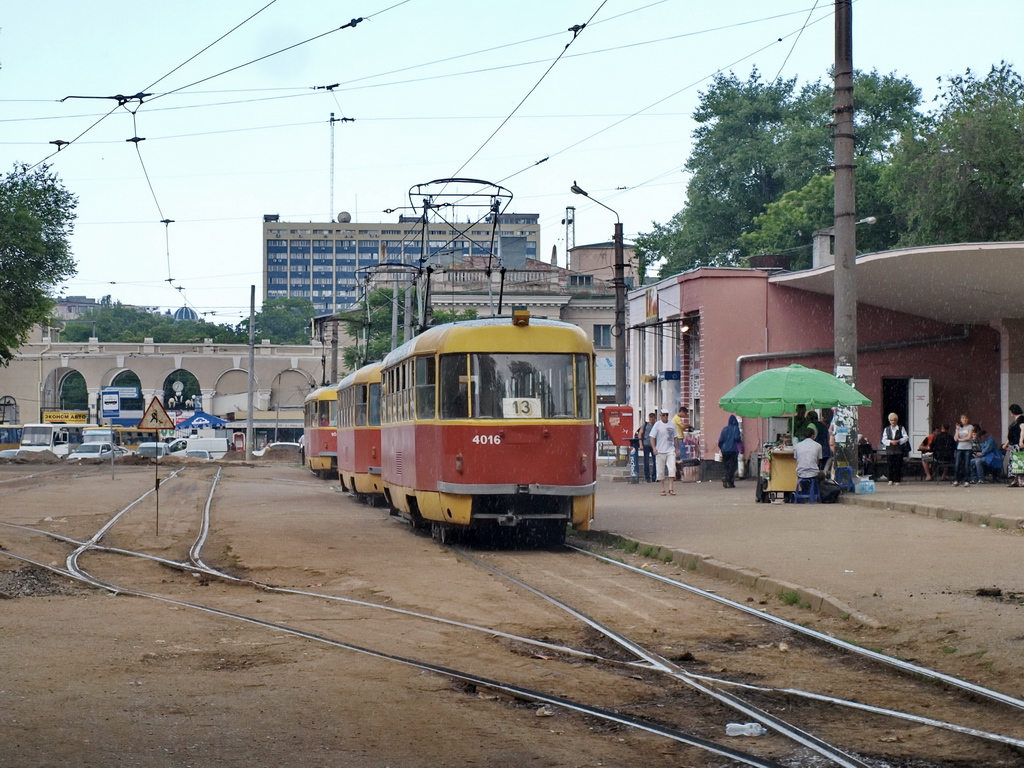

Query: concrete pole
left=246, top=285, right=256, bottom=462
left=833, top=0, right=856, bottom=379
left=833, top=0, right=859, bottom=467
left=329, top=316, right=338, bottom=384
left=614, top=221, right=627, bottom=405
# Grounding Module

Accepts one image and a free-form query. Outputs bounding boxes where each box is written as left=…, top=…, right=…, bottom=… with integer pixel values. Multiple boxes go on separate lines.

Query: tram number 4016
left=472, top=434, right=502, bottom=445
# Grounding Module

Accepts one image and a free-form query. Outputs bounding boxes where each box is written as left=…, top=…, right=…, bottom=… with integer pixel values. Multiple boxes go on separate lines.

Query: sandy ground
left=1, top=458, right=1023, bottom=767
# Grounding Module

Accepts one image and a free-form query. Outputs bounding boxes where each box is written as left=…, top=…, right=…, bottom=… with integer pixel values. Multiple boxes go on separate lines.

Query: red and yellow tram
left=303, top=385, right=338, bottom=478
left=379, top=312, right=595, bottom=544
left=336, top=362, right=384, bottom=498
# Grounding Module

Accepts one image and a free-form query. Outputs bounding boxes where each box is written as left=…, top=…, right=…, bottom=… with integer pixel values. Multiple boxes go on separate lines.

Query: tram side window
left=575, top=354, right=593, bottom=419
left=440, top=355, right=468, bottom=419
left=368, top=383, right=381, bottom=426
left=355, top=385, right=367, bottom=426
left=415, top=357, right=435, bottom=419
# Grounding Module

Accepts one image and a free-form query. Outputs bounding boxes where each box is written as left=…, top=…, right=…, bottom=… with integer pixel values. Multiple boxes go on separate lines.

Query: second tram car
left=303, top=386, right=338, bottom=478
left=336, top=362, right=383, bottom=498
left=380, top=312, right=596, bottom=544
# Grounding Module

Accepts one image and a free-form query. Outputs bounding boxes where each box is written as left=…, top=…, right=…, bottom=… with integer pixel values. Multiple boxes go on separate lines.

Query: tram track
left=0, top=467, right=790, bottom=768
left=453, top=544, right=1024, bottom=765
left=2, top=463, right=1022, bottom=767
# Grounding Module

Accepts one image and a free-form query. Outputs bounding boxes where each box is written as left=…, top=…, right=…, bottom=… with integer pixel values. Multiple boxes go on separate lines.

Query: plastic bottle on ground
left=725, top=722, right=767, bottom=737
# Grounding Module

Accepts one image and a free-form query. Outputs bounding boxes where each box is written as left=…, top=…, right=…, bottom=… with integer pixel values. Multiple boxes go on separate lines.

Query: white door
left=908, top=378, right=931, bottom=457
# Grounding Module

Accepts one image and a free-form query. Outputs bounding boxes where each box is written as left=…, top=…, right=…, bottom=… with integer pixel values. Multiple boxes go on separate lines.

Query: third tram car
left=379, top=312, right=595, bottom=544
left=303, top=385, right=338, bottom=478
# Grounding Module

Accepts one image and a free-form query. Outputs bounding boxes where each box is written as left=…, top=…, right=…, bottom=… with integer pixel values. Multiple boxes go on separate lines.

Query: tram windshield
left=440, top=353, right=591, bottom=420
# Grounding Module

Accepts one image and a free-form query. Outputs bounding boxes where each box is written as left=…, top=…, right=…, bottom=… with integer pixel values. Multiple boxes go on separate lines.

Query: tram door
left=882, top=377, right=930, bottom=458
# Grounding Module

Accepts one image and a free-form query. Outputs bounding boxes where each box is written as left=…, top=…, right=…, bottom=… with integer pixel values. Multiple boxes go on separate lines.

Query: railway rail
left=1, top=463, right=1022, bottom=766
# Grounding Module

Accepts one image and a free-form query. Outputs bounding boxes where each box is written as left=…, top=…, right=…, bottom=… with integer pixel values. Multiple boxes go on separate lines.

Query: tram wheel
left=431, top=522, right=454, bottom=545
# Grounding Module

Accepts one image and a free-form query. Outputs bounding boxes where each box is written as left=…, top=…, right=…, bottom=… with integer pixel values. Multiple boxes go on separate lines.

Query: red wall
left=674, top=272, right=1002, bottom=455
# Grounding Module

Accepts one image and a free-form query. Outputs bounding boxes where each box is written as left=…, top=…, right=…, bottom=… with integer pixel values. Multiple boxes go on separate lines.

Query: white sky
left=2, top=0, right=1019, bottom=324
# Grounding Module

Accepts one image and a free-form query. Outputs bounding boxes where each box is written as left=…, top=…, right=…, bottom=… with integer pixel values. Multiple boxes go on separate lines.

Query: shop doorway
left=882, top=377, right=931, bottom=456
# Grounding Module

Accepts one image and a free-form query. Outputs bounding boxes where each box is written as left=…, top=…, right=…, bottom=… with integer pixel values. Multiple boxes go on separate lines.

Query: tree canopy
left=63, top=296, right=316, bottom=345
left=339, top=289, right=477, bottom=373
left=237, top=298, right=316, bottom=344
left=635, top=68, right=924, bottom=274
left=62, top=296, right=244, bottom=343
left=0, top=164, right=78, bottom=364
left=886, top=62, right=1024, bottom=245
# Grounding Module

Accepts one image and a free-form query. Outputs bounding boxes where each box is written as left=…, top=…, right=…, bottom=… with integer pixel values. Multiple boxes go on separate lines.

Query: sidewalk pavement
left=589, top=475, right=1024, bottom=629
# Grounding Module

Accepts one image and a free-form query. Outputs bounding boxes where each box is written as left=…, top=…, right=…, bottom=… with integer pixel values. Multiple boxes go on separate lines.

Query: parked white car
left=66, top=442, right=131, bottom=461
left=252, top=441, right=301, bottom=457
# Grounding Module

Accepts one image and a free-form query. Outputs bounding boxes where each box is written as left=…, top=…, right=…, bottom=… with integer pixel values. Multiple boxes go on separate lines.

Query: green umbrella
left=718, top=364, right=871, bottom=418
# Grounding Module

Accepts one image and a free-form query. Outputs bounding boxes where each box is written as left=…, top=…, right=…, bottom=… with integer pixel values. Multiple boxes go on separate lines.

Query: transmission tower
left=562, top=206, right=576, bottom=267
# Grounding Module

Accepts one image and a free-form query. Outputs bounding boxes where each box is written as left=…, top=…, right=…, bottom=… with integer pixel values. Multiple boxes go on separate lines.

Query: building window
left=570, top=274, right=594, bottom=286
left=594, top=325, right=611, bottom=349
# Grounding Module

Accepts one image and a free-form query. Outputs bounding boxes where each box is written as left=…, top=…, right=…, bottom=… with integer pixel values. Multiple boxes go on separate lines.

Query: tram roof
left=304, top=385, right=338, bottom=404
left=335, top=361, right=382, bottom=391
left=382, top=317, right=592, bottom=368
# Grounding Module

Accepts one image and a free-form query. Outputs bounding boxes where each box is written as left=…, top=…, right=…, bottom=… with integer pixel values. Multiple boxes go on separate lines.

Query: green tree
left=238, top=298, right=315, bottom=344
left=339, top=290, right=478, bottom=373
left=62, top=297, right=244, bottom=343
left=0, top=164, right=77, bottom=364
left=887, top=62, right=1024, bottom=245
left=637, top=70, right=921, bottom=275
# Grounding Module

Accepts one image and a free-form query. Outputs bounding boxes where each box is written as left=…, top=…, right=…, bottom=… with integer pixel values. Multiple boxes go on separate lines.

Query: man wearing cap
left=649, top=409, right=677, bottom=496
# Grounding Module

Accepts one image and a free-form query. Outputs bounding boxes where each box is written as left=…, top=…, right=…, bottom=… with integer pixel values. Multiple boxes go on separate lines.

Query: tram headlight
left=580, top=453, right=588, bottom=474
left=455, top=452, right=464, bottom=473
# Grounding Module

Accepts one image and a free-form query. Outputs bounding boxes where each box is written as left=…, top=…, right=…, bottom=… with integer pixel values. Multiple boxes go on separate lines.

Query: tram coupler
left=496, top=513, right=519, bottom=527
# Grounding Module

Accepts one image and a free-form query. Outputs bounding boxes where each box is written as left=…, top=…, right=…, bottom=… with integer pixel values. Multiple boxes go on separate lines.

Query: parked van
left=184, top=436, right=230, bottom=459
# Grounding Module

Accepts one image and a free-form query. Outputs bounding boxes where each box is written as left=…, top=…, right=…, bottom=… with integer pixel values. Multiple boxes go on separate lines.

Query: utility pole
left=613, top=221, right=626, bottom=404
left=329, top=316, right=339, bottom=384
left=570, top=182, right=627, bottom=405
left=833, top=0, right=858, bottom=461
left=833, top=0, right=856, bottom=380
left=246, top=285, right=255, bottom=462
left=562, top=206, right=576, bottom=266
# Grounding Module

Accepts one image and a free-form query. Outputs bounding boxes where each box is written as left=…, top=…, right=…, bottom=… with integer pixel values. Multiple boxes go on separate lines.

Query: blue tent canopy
left=176, top=410, right=230, bottom=430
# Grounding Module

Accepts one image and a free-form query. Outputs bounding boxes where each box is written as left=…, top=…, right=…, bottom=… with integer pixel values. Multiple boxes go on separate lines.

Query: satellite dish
left=336, top=212, right=351, bottom=223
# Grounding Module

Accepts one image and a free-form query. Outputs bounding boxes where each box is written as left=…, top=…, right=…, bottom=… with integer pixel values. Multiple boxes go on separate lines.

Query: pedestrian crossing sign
left=138, top=398, right=175, bottom=430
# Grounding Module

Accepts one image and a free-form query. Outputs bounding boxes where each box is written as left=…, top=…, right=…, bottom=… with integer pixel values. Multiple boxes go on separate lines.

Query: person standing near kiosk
left=649, top=410, right=677, bottom=496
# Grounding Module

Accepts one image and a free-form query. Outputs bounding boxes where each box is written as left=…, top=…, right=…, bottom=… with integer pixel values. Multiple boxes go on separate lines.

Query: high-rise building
left=262, top=213, right=541, bottom=315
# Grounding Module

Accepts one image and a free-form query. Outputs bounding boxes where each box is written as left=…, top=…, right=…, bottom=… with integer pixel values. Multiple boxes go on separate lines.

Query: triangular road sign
left=138, top=397, right=175, bottom=430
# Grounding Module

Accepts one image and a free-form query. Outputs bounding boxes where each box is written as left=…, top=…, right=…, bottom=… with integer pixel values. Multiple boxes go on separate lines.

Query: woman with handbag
left=881, top=412, right=909, bottom=485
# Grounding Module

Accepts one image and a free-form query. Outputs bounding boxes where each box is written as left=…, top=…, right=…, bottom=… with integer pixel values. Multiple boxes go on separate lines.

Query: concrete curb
left=577, top=530, right=882, bottom=629
left=840, top=493, right=1024, bottom=530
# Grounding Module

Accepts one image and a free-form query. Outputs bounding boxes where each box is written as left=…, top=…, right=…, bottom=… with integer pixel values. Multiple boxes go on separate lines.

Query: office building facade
left=263, top=213, right=541, bottom=316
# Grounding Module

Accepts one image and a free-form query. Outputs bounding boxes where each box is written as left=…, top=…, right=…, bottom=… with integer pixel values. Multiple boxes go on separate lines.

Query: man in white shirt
left=794, top=427, right=823, bottom=480
left=649, top=409, right=678, bottom=496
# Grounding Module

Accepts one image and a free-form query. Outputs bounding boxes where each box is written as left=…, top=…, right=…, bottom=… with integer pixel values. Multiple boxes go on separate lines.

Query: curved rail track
left=1, top=463, right=1023, bottom=767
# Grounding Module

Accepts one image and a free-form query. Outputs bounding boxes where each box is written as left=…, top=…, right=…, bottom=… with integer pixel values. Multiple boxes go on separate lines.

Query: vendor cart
left=754, top=445, right=798, bottom=502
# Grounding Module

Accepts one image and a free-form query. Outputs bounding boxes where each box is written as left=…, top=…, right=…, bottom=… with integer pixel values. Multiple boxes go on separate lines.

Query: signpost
left=101, top=390, right=120, bottom=420
left=138, top=398, right=175, bottom=535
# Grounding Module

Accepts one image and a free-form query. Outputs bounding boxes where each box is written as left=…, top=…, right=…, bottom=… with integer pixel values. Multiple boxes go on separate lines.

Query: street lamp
left=570, top=182, right=626, bottom=404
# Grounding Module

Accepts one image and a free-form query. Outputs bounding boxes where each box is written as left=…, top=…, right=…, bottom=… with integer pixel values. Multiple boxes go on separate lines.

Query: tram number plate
left=502, top=397, right=541, bottom=419
left=472, top=434, right=502, bottom=445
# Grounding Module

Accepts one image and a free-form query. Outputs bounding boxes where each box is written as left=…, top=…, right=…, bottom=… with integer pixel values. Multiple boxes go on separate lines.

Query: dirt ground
left=1, top=459, right=1023, bottom=767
